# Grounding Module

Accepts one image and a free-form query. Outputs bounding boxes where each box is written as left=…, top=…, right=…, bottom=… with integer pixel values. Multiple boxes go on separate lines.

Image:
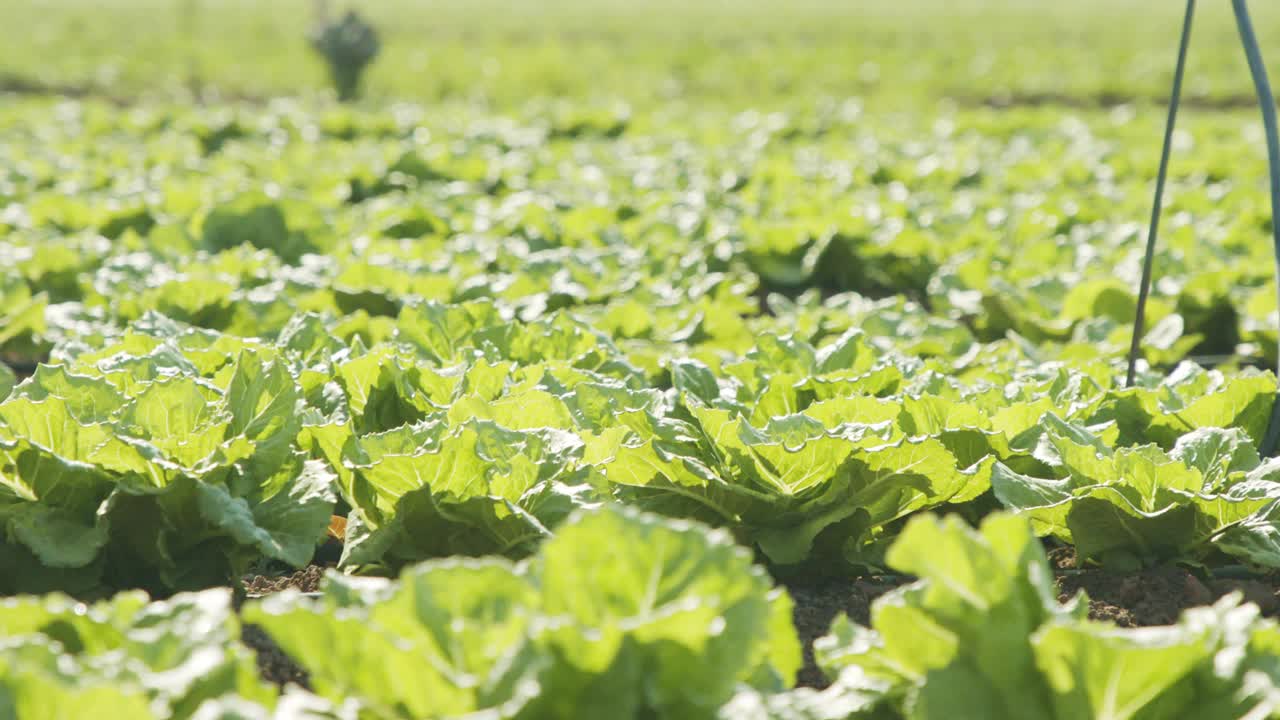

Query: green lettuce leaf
left=808, top=512, right=1280, bottom=720
left=992, top=419, right=1280, bottom=568
left=0, top=589, right=277, bottom=720
left=248, top=505, right=799, bottom=720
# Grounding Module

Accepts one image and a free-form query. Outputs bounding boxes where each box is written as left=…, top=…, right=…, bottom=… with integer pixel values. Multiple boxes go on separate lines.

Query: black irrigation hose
left=1232, top=0, right=1280, bottom=457
left=1127, top=0, right=1195, bottom=389
left=1208, top=564, right=1268, bottom=581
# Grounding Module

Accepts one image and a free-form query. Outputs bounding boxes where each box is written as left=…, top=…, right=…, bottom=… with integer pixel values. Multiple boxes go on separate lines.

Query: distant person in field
left=309, top=0, right=380, bottom=102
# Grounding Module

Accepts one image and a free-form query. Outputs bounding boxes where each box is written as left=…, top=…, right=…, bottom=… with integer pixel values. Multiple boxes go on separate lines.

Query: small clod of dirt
left=1046, top=545, right=1077, bottom=570
left=242, top=564, right=327, bottom=596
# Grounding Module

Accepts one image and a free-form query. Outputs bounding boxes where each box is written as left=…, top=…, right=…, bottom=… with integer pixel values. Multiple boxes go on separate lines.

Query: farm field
left=8, top=1, right=1280, bottom=718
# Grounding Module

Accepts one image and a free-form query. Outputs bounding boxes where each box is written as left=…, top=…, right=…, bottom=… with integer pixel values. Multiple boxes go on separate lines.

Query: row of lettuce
left=6, top=506, right=1280, bottom=719
left=4, top=100, right=1280, bottom=371
left=2, top=300, right=1280, bottom=597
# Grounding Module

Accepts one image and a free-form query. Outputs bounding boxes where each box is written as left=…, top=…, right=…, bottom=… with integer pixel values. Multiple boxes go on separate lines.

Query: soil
left=241, top=624, right=312, bottom=690
left=786, top=577, right=902, bottom=688
left=242, top=564, right=327, bottom=596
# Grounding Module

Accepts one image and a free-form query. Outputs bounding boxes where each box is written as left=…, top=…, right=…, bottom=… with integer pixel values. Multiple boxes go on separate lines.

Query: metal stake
left=1126, top=0, right=1196, bottom=388
left=1232, top=0, right=1280, bottom=456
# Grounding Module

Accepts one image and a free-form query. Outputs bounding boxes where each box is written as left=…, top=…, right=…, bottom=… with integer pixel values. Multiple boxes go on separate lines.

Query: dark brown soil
left=242, top=564, right=327, bottom=596
left=1056, top=566, right=1280, bottom=627
left=786, top=578, right=901, bottom=688
left=241, top=624, right=312, bottom=690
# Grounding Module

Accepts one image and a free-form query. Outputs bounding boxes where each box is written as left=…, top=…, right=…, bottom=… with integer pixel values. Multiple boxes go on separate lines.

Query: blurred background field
left=3, top=0, right=1280, bottom=107
left=7, top=1, right=1280, bottom=370
left=7, top=1, right=1280, bottom=369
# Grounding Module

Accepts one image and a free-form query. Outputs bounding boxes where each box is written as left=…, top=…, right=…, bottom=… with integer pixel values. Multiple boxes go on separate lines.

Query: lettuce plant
left=728, top=512, right=1280, bottom=720
left=246, top=505, right=801, bottom=720
left=992, top=417, right=1280, bottom=569
left=0, top=589, right=282, bottom=719
left=0, top=347, right=336, bottom=596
